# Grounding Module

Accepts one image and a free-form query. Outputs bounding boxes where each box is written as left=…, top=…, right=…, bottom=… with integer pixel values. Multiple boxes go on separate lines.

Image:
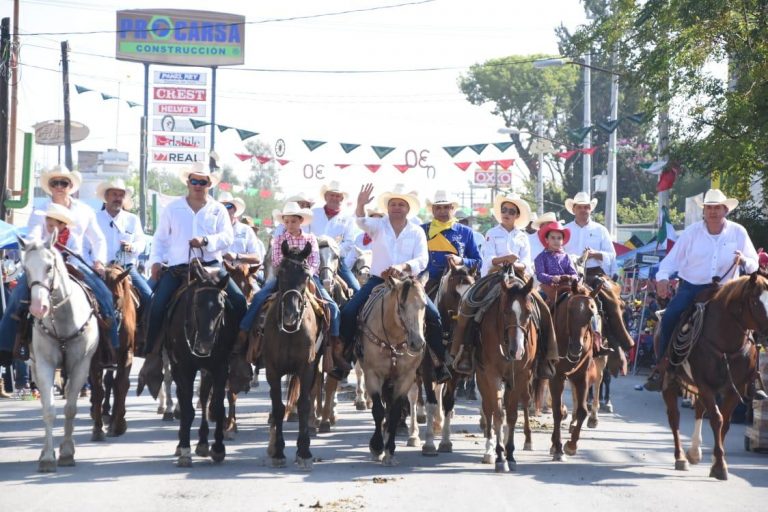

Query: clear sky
left=8, top=0, right=589, bottom=206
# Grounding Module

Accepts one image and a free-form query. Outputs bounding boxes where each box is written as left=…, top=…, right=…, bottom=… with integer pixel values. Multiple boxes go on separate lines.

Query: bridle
left=183, top=282, right=227, bottom=357
left=498, top=277, right=531, bottom=362
left=278, top=259, right=310, bottom=334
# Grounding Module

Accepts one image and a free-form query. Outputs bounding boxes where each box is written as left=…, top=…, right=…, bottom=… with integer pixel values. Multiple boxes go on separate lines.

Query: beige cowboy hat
left=366, top=206, right=385, bottom=217
left=40, top=165, right=82, bottom=196
left=320, top=180, right=348, bottom=199
left=377, top=185, right=421, bottom=214
left=96, top=177, right=134, bottom=210
left=218, top=191, right=246, bottom=217
left=565, top=191, right=598, bottom=215
left=531, top=211, right=559, bottom=229
left=178, top=161, right=221, bottom=187
left=694, top=188, right=739, bottom=212
left=492, top=193, right=531, bottom=228
left=37, top=202, right=74, bottom=226
left=286, top=191, right=316, bottom=206
left=275, top=201, right=313, bottom=226
left=426, top=190, right=460, bottom=209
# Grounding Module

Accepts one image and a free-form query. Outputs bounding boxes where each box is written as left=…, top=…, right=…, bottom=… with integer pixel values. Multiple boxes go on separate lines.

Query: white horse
left=19, top=235, right=99, bottom=472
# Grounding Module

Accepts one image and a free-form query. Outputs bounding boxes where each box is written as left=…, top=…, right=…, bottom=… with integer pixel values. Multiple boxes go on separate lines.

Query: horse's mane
left=316, top=235, right=340, bottom=257
left=715, top=273, right=768, bottom=310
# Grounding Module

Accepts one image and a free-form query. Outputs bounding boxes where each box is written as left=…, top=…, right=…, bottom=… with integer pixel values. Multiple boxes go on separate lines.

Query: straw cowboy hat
left=286, top=191, right=316, bottom=206
left=275, top=201, right=313, bottom=226
left=40, top=165, right=82, bottom=196
left=218, top=191, right=246, bottom=217
left=178, top=161, right=221, bottom=187
left=565, top=191, right=598, bottom=215
left=366, top=206, right=385, bottom=217
left=38, top=202, right=74, bottom=226
left=538, top=221, right=571, bottom=246
left=320, top=180, right=348, bottom=199
left=694, top=188, right=739, bottom=212
left=531, top=211, right=559, bottom=229
left=492, top=193, right=531, bottom=228
left=96, top=177, right=134, bottom=210
left=377, top=185, right=421, bottom=214
left=426, top=190, right=460, bottom=209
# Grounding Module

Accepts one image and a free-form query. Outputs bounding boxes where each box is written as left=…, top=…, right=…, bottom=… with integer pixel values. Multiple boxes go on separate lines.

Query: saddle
left=353, top=283, right=391, bottom=359
left=663, top=285, right=720, bottom=367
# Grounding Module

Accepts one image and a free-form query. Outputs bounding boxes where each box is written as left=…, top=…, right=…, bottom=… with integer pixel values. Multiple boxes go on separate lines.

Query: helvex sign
left=153, top=87, right=206, bottom=101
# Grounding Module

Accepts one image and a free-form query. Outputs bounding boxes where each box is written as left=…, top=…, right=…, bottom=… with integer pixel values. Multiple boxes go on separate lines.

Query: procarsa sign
left=116, top=9, right=245, bottom=66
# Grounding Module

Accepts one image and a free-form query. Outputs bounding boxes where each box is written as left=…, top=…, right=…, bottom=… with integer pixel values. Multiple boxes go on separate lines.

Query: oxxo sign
left=474, top=170, right=512, bottom=186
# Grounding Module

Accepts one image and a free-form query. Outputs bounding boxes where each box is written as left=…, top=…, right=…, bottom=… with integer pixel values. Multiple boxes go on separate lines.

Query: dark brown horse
left=223, top=260, right=261, bottom=303
left=659, top=273, right=768, bottom=480
left=89, top=264, right=135, bottom=440
left=549, top=281, right=601, bottom=461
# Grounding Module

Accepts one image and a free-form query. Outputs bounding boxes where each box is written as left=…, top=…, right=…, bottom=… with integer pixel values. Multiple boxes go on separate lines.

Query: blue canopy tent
left=0, top=220, right=27, bottom=250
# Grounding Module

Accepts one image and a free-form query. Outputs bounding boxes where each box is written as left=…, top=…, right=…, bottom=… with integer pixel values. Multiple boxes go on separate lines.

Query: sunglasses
left=224, top=203, right=235, bottom=210
left=189, top=178, right=210, bottom=187
left=49, top=179, right=71, bottom=189
left=500, top=206, right=519, bottom=215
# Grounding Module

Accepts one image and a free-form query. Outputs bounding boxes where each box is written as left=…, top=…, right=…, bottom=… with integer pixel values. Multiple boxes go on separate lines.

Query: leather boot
left=452, top=345, right=474, bottom=375
left=137, top=351, right=164, bottom=399
left=434, top=362, right=452, bottom=385
left=643, top=357, right=669, bottom=392
left=330, top=335, right=352, bottom=372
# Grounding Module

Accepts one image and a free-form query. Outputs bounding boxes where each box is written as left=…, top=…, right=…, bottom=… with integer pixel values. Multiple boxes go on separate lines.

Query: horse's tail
left=284, top=374, right=301, bottom=421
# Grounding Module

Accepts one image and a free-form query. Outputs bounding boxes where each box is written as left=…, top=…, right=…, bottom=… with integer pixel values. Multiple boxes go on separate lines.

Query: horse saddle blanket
left=255, top=288, right=328, bottom=335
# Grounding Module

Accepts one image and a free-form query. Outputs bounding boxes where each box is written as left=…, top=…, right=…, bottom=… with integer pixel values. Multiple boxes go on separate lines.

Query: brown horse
left=549, top=281, right=601, bottom=461
left=660, top=273, right=768, bottom=480
left=223, top=260, right=261, bottom=303
left=89, top=264, right=135, bottom=440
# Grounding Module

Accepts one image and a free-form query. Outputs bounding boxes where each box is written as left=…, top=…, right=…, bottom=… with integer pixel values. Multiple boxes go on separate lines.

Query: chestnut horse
left=659, top=273, right=768, bottom=480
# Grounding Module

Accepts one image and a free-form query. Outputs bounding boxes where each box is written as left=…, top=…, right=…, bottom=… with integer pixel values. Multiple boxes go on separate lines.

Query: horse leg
left=439, top=377, right=457, bottom=453
left=209, top=368, right=228, bottom=463
left=477, top=373, right=498, bottom=465
left=662, top=383, right=687, bottom=471
left=108, top=357, right=131, bottom=437
left=319, top=375, right=337, bottom=433
left=416, top=374, right=426, bottom=424
left=59, top=351, right=92, bottom=468
left=354, top=362, right=368, bottom=410
left=173, top=365, right=196, bottom=467
left=224, top=388, right=237, bottom=440
left=549, top=377, right=566, bottom=461
left=686, top=399, right=705, bottom=465
left=162, top=351, right=176, bottom=421
left=267, top=371, right=287, bottom=466
left=35, top=359, right=57, bottom=473
left=196, top=370, right=212, bottom=458
left=102, top=369, right=114, bottom=419
left=296, top=368, right=315, bottom=471
left=564, top=373, right=589, bottom=457
left=406, top=383, right=421, bottom=447
left=600, top=370, right=613, bottom=413
left=588, top=359, right=605, bottom=428
left=89, top=364, right=106, bottom=442
left=699, top=389, right=728, bottom=480
left=382, top=394, right=405, bottom=466
left=521, top=379, right=533, bottom=451
left=369, top=391, right=385, bottom=460
left=422, top=379, right=439, bottom=456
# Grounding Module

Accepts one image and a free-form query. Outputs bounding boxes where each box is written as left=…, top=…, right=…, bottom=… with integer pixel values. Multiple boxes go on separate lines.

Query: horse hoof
left=57, top=455, right=75, bottom=467
left=296, top=457, right=313, bottom=472
left=709, top=465, right=728, bottom=480
left=438, top=441, right=453, bottom=453
left=523, top=442, right=532, bottom=451
left=495, top=461, right=506, bottom=473
left=369, top=449, right=383, bottom=461
left=177, top=455, right=192, bottom=468
left=163, top=412, right=175, bottom=422
left=318, top=421, right=331, bottom=434
left=195, top=443, right=210, bottom=457
left=286, top=412, right=299, bottom=422
left=91, top=430, right=106, bottom=442
left=101, top=413, right=112, bottom=424
left=309, top=426, right=318, bottom=437
left=38, top=460, right=57, bottom=473
left=675, top=460, right=689, bottom=471
left=355, top=401, right=367, bottom=411
left=382, top=454, right=399, bottom=467
left=224, top=430, right=236, bottom=441
left=108, top=421, right=127, bottom=438
left=600, top=402, right=613, bottom=413
left=507, top=460, right=517, bottom=472
left=552, top=452, right=566, bottom=462
left=416, top=413, right=427, bottom=425
left=157, top=406, right=165, bottom=415
left=421, top=445, right=438, bottom=457
left=272, top=457, right=287, bottom=468
left=685, top=449, right=702, bottom=465
left=482, top=454, right=493, bottom=464
left=173, top=408, right=181, bottom=420
left=564, top=442, right=577, bottom=457
left=210, top=447, right=226, bottom=463
left=587, top=417, right=598, bottom=429
left=407, top=436, right=421, bottom=448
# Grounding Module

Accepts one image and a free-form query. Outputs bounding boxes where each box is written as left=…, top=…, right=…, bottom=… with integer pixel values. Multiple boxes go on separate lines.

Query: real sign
left=152, top=151, right=206, bottom=163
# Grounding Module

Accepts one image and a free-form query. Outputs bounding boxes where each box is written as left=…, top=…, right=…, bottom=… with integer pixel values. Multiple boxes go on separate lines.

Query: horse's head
left=277, top=241, right=313, bottom=333
left=19, top=233, right=66, bottom=320
left=562, top=285, right=599, bottom=362
left=353, top=247, right=372, bottom=286
left=386, top=274, right=427, bottom=352
left=104, top=263, right=132, bottom=307
left=591, top=278, right=635, bottom=351
left=223, top=260, right=261, bottom=302
left=500, top=276, right=534, bottom=360
left=723, top=272, right=768, bottom=334
left=317, top=236, right=340, bottom=293
left=184, top=259, right=230, bottom=357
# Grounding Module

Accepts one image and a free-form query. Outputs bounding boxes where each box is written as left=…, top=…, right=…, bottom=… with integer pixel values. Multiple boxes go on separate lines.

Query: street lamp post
left=497, top=126, right=547, bottom=214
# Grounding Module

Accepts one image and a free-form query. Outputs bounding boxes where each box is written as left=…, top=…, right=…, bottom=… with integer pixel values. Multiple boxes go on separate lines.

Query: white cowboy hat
left=694, top=189, right=739, bottom=212
left=492, top=193, right=531, bottom=228
left=366, top=206, right=385, bottom=217
left=40, top=165, right=82, bottom=196
left=565, top=191, right=598, bottom=215
left=377, top=186, right=421, bottom=214
left=96, top=177, right=134, bottom=210
left=37, top=202, right=74, bottom=226
left=178, top=161, right=221, bottom=187
left=426, top=190, right=460, bottom=209
left=320, top=180, right=348, bottom=200
left=531, top=211, right=559, bottom=229
left=286, top=191, right=316, bottom=205
left=218, top=191, right=246, bottom=217
left=275, top=201, right=313, bottom=226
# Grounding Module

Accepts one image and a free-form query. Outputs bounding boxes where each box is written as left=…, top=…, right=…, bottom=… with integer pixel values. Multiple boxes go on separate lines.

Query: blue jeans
left=312, top=275, right=340, bottom=336
left=240, top=277, right=277, bottom=332
left=0, top=274, right=28, bottom=352
left=14, top=359, right=29, bottom=389
left=76, top=262, right=119, bottom=350
left=128, top=265, right=152, bottom=306
left=658, top=280, right=711, bottom=358
left=338, top=260, right=361, bottom=293
left=339, top=276, right=445, bottom=360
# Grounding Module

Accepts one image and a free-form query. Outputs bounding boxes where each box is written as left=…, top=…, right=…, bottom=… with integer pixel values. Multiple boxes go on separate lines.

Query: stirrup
left=643, top=371, right=663, bottom=392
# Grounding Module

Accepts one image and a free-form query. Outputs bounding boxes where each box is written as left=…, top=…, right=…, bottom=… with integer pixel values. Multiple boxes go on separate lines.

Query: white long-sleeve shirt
left=528, top=231, right=545, bottom=261
left=481, top=224, right=532, bottom=277
left=309, top=207, right=359, bottom=258
left=564, top=219, right=616, bottom=276
left=356, top=215, right=428, bottom=278
left=149, top=197, right=233, bottom=267
left=229, top=221, right=262, bottom=259
left=656, top=219, right=758, bottom=284
left=96, top=209, right=147, bottom=265
left=28, top=198, right=107, bottom=264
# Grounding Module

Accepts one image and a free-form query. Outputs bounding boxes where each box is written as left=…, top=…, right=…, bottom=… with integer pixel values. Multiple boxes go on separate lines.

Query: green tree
left=240, top=139, right=282, bottom=226
left=616, top=193, right=684, bottom=225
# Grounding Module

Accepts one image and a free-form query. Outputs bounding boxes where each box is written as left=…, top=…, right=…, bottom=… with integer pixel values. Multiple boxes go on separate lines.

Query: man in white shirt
left=218, top=192, right=263, bottom=266
left=563, top=192, right=617, bottom=281
left=95, top=178, right=152, bottom=306
left=337, top=184, right=451, bottom=383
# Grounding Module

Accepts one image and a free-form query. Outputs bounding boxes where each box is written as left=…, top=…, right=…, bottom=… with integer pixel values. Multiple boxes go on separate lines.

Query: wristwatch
left=202, top=236, right=209, bottom=246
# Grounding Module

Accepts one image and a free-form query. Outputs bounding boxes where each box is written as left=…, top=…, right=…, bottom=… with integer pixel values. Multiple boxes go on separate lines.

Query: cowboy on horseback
left=138, top=162, right=248, bottom=390
left=563, top=192, right=617, bottom=284
left=337, top=184, right=452, bottom=383
left=644, top=189, right=766, bottom=398
left=218, top=192, right=264, bottom=266
left=0, top=166, right=119, bottom=368
left=535, top=219, right=579, bottom=301
left=448, top=194, right=558, bottom=379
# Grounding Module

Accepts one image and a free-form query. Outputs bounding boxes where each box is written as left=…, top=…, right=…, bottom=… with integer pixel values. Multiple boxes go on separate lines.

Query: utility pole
left=582, top=52, right=592, bottom=195
left=7, top=0, right=19, bottom=222
left=0, top=18, right=11, bottom=220
left=605, top=54, right=619, bottom=239
left=61, top=41, right=73, bottom=172
left=536, top=124, right=545, bottom=215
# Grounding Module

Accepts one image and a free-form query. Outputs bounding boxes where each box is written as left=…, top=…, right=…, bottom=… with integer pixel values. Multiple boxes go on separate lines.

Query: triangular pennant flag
left=218, top=182, right=232, bottom=191
left=101, top=93, right=118, bottom=100
left=454, top=162, right=472, bottom=171
left=371, top=145, right=396, bottom=159
left=126, top=101, right=141, bottom=108
left=581, top=147, right=599, bottom=155
left=245, top=187, right=258, bottom=196
left=443, top=146, right=466, bottom=157
left=190, top=119, right=211, bottom=129
left=232, top=184, right=244, bottom=193
left=256, top=156, right=272, bottom=165
left=555, top=150, right=579, bottom=159
left=394, top=164, right=410, bottom=173
left=335, top=164, right=351, bottom=169
left=496, top=159, right=514, bottom=170
left=493, top=141, right=514, bottom=152
left=276, top=159, right=290, bottom=166
left=468, top=143, right=489, bottom=155
left=236, top=129, right=259, bottom=141
left=235, top=153, right=253, bottom=162
left=595, top=119, right=621, bottom=133
left=626, top=112, right=648, bottom=124
left=75, top=85, right=93, bottom=94
left=365, top=164, right=381, bottom=173
left=217, top=125, right=231, bottom=133
left=568, top=126, right=593, bottom=143
left=303, top=139, right=327, bottom=151
left=340, top=143, right=360, bottom=154
left=476, top=160, right=494, bottom=171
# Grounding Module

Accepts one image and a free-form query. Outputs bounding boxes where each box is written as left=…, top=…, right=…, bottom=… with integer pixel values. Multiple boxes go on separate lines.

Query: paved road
left=1, top=368, right=767, bottom=511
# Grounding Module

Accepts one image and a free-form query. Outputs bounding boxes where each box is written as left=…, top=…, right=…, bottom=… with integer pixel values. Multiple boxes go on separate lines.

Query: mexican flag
left=656, top=206, right=678, bottom=251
